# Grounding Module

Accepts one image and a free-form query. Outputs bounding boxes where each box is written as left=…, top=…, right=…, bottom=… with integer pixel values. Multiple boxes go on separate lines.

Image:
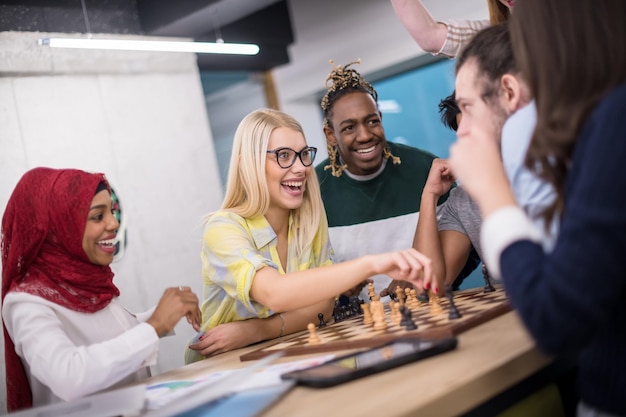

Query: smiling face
left=265, top=127, right=312, bottom=217
left=324, top=92, right=387, bottom=176
left=82, top=189, right=119, bottom=265
left=455, top=59, right=510, bottom=144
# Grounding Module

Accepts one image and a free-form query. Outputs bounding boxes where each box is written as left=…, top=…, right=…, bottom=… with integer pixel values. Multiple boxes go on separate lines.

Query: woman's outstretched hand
left=369, top=248, right=435, bottom=294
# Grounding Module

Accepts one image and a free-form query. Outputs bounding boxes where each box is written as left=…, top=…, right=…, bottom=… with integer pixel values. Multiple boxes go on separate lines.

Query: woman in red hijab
left=1, top=167, right=202, bottom=411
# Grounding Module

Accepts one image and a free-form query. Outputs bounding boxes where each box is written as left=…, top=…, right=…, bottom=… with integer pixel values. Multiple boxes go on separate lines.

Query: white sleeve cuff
left=135, top=306, right=156, bottom=323
left=481, top=206, right=542, bottom=279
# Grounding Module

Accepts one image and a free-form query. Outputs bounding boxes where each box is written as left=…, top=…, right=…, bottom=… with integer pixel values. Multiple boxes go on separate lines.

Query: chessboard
left=239, top=286, right=510, bottom=361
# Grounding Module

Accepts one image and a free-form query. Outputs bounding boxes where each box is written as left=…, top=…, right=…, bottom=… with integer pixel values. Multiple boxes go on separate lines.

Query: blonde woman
left=185, top=109, right=432, bottom=363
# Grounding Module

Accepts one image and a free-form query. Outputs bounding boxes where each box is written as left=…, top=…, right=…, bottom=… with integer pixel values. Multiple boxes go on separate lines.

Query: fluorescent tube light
left=38, top=37, right=260, bottom=55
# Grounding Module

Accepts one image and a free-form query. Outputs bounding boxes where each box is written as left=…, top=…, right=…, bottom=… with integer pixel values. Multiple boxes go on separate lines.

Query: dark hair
left=510, top=0, right=626, bottom=222
left=455, top=22, right=516, bottom=104
left=95, top=181, right=109, bottom=195
left=321, top=60, right=378, bottom=129
left=438, top=91, right=460, bottom=131
left=320, top=60, right=399, bottom=177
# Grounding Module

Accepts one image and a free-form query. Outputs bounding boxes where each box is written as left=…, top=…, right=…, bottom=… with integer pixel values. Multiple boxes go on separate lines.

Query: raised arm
left=438, top=230, right=473, bottom=287
left=390, top=0, right=449, bottom=54
left=413, top=159, right=454, bottom=290
left=391, top=0, right=490, bottom=58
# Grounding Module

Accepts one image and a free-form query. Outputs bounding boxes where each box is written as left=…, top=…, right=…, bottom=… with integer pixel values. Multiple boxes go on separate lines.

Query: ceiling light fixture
left=37, top=0, right=259, bottom=56
left=37, top=37, right=260, bottom=55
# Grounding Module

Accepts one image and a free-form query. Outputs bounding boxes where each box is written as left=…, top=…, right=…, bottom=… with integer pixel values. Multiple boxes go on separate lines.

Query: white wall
left=0, top=31, right=222, bottom=413
left=205, top=77, right=267, bottom=185
left=0, top=0, right=488, bottom=412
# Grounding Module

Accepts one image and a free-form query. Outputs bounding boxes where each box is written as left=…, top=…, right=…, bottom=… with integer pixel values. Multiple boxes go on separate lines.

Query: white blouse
left=2, top=292, right=159, bottom=407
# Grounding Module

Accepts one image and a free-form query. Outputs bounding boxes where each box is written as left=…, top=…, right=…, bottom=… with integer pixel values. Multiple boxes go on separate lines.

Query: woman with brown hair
left=449, top=0, right=626, bottom=415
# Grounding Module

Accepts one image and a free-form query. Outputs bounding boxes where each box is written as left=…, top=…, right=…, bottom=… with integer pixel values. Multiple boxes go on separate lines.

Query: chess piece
left=482, top=264, right=495, bottom=293
left=349, top=296, right=364, bottom=316
left=446, top=286, right=462, bottom=320
left=367, top=282, right=376, bottom=300
left=404, top=287, right=412, bottom=305
left=409, top=288, right=420, bottom=309
left=372, top=306, right=388, bottom=331
left=332, top=299, right=343, bottom=323
left=390, top=301, right=402, bottom=326
left=307, top=323, right=321, bottom=344
left=318, top=312, right=327, bottom=328
left=361, top=302, right=374, bottom=326
left=399, top=305, right=417, bottom=330
left=395, top=286, right=406, bottom=306
left=417, top=289, right=429, bottom=303
left=370, top=297, right=385, bottom=324
left=429, top=291, right=444, bottom=315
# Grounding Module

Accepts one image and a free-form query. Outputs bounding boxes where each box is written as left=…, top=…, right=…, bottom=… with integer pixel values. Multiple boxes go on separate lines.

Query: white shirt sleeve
left=135, top=305, right=156, bottom=323
left=2, top=293, right=160, bottom=402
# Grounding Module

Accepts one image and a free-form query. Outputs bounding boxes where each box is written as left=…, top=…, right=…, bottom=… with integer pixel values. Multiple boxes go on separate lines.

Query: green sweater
left=316, top=142, right=444, bottom=296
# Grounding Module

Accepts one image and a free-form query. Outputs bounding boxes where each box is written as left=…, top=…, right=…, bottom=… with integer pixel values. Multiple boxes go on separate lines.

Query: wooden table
left=137, top=311, right=555, bottom=417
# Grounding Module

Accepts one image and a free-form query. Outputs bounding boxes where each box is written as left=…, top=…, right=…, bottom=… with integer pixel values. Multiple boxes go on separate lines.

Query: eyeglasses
left=266, top=146, right=317, bottom=169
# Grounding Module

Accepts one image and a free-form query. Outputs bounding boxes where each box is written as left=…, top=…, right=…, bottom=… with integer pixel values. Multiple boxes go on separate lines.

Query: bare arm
left=414, top=190, right=446, bottom=291
left=413, top=159, right=454, bottom=291
left=439, top=230, right=472, bottom=286
left=189, top=299, right=332, bottom=357
left=390, top=0, right=449, bottom=53
left=251, top=249, right=432, bottom=312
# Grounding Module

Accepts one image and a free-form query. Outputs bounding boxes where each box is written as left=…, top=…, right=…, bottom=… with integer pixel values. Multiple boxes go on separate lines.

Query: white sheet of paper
left=144, top=354, right=335, bottom=412
left=6, top=384, right=146, bottom=417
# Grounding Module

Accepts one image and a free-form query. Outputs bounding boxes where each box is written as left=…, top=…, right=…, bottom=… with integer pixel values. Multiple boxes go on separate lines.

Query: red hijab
left=1, top=167, right=120, bottom=411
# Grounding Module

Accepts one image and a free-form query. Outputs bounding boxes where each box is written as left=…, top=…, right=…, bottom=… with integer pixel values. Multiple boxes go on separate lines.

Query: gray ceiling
left=0, top=0, right=295, bottom=71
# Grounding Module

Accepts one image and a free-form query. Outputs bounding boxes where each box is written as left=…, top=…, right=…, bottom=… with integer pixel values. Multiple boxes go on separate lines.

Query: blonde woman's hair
left=220, top=108, right=325, bottom=257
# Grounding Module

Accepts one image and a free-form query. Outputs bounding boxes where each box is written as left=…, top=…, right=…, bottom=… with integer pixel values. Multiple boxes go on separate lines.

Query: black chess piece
left=333, top=295, right=352, bottom=322
left=399, top=305, right=417, bottom=330
left=482, top=264, right=495, bottom=293
left=349, top=296, right=364, bottom=315
left=318, top=313, right=327, bottom=328
left=332, top=299, right=343, bottom=323
left=417, top=289, right=430, bottom=303
left=340, top=305, right=348, bottom=320
left=446, top=286, right=462, bottom=320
